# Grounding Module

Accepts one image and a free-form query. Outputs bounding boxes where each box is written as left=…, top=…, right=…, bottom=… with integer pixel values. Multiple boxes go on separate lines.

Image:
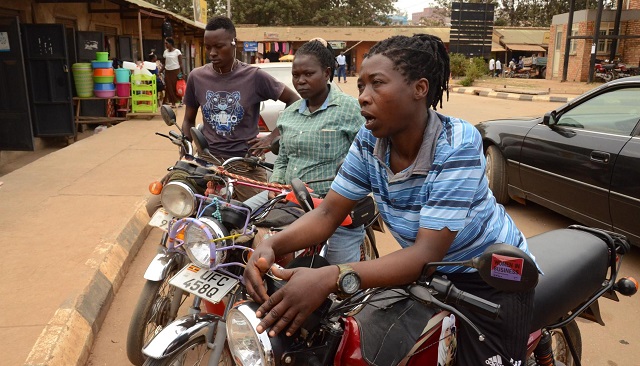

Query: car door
left=610, top=127, right=640, bottom=246
left=518, top=86, right=639, bottom=229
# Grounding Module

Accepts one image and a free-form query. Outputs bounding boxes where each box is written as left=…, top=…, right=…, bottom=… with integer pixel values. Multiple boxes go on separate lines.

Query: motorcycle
left=127, top=106, right=202, bottom=366
left=226, top=216, right=638, bottom=366
left=594, top=62, right=616, bottom=82
left=139, top=164, right=381, bottom=365
left=505, top=66, right=534, bottom=79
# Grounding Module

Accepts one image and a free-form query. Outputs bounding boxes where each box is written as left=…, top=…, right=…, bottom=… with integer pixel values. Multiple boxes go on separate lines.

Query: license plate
left=149, top=208, right=173, bottom=231
left=169, top=264, right=239, bottom=304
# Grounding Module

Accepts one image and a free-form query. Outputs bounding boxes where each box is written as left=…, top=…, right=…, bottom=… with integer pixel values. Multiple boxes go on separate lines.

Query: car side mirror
left=470, top=244, right=539, bottom=292
left=542, top=111, right=557, bottom=126
left=160, top=105, right=177, bottom=127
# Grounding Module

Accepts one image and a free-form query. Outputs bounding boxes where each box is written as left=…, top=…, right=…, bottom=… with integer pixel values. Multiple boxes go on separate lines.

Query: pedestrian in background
left=495, top=59, right=502, bottom=77
left=163, top=37, right=183, bottom=108
left=489, top=57, right=495, bottom=77
left=336, top=51, right=347, bottom=83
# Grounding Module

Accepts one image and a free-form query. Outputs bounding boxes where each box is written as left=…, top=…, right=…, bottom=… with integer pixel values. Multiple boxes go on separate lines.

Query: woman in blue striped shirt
left=245, top=34, right=537, bottom=365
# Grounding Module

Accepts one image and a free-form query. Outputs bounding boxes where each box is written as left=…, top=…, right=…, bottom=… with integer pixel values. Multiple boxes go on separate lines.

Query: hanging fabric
left=258, top=43, right=264, bottom=54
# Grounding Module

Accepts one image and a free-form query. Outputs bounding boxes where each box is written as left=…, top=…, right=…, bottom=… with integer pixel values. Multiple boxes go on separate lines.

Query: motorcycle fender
left=143, top=253, right=180, bottom=281
left=142, top=313, right=219, bottom=359
left=577, top=300, right=606, bottom=326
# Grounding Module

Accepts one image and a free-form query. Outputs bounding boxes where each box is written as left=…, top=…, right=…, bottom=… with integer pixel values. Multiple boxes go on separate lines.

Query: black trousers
left=442, top=272, right=534, bottom=366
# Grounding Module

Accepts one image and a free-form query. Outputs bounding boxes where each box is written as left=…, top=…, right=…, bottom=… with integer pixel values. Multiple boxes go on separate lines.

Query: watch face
left=341, top=272, right=360, bottom=294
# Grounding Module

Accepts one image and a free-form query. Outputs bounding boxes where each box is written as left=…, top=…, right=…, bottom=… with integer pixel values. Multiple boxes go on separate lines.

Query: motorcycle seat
left=528, top=228, right=610, bottom=331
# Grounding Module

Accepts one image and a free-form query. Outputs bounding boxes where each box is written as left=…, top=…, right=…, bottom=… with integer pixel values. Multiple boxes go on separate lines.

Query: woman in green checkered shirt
left=245, top=39, right=366, bottom=264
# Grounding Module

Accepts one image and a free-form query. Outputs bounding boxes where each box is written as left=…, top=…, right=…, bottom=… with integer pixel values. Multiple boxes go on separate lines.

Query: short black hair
left=165, top=37, right=174, bottom=46
left=295, top=40, right=336, bottom=82
left=205, top=16, right=236, bottom=37
left=366, top=34, right=449, bottom=110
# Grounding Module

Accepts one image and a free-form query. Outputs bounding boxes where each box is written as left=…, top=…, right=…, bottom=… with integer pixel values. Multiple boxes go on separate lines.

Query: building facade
left=547, top=0, right=640, bottom=81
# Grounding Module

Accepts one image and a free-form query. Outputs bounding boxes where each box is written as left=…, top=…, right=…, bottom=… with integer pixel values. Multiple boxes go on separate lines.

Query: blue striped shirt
left=331, top=110, right=534, bottom=273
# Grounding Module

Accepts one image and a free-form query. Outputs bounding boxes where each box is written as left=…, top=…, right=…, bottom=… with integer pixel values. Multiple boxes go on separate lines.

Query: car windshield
left=261, top=67, right=295, bottom=93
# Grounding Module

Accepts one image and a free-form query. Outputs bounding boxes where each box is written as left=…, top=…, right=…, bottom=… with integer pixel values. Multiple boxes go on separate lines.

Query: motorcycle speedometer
left=227, top=304, right=275, bottom=366
left=161, top=181, right=197, bottom=218
left=183, top=217, right=228, bottom=268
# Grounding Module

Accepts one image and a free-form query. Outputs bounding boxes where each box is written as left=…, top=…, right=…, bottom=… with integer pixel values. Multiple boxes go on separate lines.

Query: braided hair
left=295, top=39, right=336, bottom=82
left=366, top=34, right=449, bottom=110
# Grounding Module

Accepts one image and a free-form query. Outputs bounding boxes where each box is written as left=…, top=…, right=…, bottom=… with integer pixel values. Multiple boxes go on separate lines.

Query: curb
left=452, top=87, right=574, bottom=103
left=24, top=199, right=152, bottom=366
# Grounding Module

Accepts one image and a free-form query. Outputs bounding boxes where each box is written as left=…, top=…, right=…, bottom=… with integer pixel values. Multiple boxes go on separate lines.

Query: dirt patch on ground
left=453, top=76, right=603, bottom=96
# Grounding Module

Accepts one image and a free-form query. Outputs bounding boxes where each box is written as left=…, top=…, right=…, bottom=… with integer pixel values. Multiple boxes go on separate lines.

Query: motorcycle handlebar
left=447, top=286, right=501, bottom=320
left=429, top=277, right=501, bottom=320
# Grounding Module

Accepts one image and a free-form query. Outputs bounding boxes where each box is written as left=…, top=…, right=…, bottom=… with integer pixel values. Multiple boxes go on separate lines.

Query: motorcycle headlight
left=183, top=217, right=228, bottom=268
left=226, top=304, right=274, bottom=366
left=161, top=181, right=197, bottom=218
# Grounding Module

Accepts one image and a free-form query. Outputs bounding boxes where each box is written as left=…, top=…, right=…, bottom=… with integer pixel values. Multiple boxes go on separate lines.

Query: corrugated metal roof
left=120, top=0, right=204, bottom=30
left=235, top=26, right=451, bottom=43
left=495, top=28, right=548, bottom=46
left=492, top=41, right=506, bottom=52
left=504, top=43, right=547, bottom=52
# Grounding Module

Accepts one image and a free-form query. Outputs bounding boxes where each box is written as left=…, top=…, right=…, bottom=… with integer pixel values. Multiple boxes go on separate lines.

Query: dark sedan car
left=476, top=76, right=640, bottom=246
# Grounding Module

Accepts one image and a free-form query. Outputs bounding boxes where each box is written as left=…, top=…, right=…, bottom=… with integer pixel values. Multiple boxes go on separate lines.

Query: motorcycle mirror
left=160, top=105, right=177, bottom=127
left=470, top=243, right=539, bottom=292
left=190, top=127, right=211, bottom=156
left=290, top=178, right=314, bottom=212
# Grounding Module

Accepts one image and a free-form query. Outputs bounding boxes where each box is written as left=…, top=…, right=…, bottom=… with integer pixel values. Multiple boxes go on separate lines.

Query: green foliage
left=230, top=0, right=395, bottom=26
left=449, top=53, right=467, bottom=78
left=459, top=76, right=474, bottom=87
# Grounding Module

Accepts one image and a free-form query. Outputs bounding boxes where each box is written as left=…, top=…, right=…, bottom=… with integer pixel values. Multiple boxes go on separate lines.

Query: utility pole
left=227, top=0, right=231, bottom=18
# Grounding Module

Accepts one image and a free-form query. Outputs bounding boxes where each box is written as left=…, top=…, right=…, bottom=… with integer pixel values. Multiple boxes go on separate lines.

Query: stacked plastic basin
left=114, top=68, right=131, bottom=97
left=92, top=52, right=115, bottom=97
left=72, top=63, right=93, bottom=97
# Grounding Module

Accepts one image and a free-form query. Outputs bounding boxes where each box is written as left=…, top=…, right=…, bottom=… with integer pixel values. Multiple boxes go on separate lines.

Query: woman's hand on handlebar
left=255, top=265, right=337, bottom=337
left=245, top=244, right=277, bottom=303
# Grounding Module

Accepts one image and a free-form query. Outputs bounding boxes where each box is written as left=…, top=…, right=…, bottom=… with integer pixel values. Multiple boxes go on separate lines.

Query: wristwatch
left=336, top=264, right=361, bottom=298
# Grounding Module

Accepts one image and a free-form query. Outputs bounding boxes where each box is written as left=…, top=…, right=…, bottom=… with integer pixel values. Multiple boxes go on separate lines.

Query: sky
left=394, top=0, right=436, bottom=16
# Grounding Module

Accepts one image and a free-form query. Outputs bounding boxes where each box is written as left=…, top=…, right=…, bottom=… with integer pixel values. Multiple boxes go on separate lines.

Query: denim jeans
left=337, top=64, right=347, bottom=80
left=244, top=191, right=364, bottom=264
left=325, top=224, right=364, bottom=264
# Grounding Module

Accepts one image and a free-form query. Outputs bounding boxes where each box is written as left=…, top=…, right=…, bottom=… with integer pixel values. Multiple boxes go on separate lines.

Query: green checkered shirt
left=270, top=85, right=364, bottom=196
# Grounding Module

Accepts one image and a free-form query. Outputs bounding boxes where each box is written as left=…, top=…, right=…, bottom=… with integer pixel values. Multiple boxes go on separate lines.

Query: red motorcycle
left=226, top=225, right=637, bottom=366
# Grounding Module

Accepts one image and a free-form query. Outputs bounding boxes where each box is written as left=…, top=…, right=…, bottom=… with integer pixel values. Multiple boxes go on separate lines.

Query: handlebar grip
left=169, top=130, right=182, bottom=140
left=259, top=162, right=274, bottom=170
left=448, top=286, right=501, bottom=320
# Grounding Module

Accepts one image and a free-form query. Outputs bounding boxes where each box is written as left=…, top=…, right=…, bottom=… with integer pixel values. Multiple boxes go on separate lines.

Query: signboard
left=193, top=0, right=207, bottom=26
left=329, top=41, right=346, bottom=50
left=264, top=32, right=279, bottom=40
left=243, top=41, right=258, bottom=52
left=449, top=2, right=494, bottom=58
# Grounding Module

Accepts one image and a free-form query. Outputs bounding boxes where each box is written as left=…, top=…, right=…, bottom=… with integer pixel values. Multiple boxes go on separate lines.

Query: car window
left=557, top=87, right=640, bottom=135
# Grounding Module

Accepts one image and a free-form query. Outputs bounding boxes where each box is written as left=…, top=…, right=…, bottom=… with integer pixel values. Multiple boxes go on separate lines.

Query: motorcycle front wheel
left=127, top=257, right=186, bottom=366
left=529, top=320, right=582, bottom=366
left=142, top=337, right=233, bottom=366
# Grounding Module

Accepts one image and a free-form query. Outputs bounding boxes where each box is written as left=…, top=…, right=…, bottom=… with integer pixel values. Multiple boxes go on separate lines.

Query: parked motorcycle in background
left=227, top=224, right=637, bottom=366
left=595, top=59, right=639, bottom=82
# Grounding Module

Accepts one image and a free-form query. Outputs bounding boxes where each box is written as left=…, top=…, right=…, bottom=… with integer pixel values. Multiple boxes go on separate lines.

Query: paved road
left=87, top=88, right=640, bottom=365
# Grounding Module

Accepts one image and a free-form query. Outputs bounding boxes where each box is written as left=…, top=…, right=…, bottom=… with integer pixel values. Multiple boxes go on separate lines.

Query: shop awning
left=505, top=43, right=546, bottom=52
left=492, top=41, right=506, bottom=52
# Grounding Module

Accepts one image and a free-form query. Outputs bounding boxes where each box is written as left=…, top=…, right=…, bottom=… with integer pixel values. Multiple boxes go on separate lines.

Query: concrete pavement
left=1, top=113, right=181, bottom=366
left=3, top=76, right=590, bottom=366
